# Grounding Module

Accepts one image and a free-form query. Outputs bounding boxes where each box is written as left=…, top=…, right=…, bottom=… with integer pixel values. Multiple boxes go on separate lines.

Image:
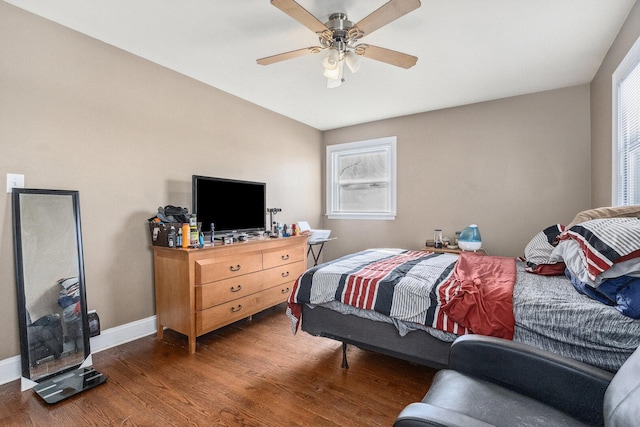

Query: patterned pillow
left=551, top=238, right=640, bottom=287
left=562, top=218, right=640, bottom=282
left=523, top=224, right=565, bottom=274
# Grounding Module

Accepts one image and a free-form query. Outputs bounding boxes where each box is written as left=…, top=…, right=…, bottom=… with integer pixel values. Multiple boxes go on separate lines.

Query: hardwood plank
left=0, top=303, right=436, bottom=426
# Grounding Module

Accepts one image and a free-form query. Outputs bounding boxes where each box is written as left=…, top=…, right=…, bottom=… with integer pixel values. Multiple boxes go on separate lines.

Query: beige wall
left=0, top=3, right=322, bottom=359
left=322, top=86, right=592, bottom=260
left=591, top=1, right=640, bottom=207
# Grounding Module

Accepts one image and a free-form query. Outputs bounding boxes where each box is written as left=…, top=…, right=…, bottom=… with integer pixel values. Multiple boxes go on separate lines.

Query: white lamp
left=345, top=51, right=361, bottom=73
left=324, top=60, right=343, bottom=79
left=322, top=48, right=339, bottom=71
left=325, top=61, right=344, bottom=88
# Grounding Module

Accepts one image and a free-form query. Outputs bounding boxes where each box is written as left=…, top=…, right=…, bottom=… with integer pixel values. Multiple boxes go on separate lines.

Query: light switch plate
left=7, top=173, right=25, bottom=193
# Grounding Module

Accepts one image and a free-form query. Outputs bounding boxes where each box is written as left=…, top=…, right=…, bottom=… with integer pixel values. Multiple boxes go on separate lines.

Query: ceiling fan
left=257, top=0, right=421, bottom=88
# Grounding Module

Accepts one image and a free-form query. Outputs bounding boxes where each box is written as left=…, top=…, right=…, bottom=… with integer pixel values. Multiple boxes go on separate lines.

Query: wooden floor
left=0, top=304, right=436, bottom=426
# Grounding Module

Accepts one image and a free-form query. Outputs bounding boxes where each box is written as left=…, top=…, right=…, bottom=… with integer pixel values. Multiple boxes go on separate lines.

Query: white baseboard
left=0, top=315, right=157, bottom=386
left=0, top=355, right=22, bottom=386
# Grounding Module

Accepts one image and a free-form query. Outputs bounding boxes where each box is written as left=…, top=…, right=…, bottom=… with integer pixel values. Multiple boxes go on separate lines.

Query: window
left=613, top=37, right=640, bottom=206
left=326, top=136, right=396, bottom=220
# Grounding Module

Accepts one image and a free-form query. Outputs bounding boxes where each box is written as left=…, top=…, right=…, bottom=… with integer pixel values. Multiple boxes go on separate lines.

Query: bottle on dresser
left=181, top=223, right=190, bottom=248
left=189, top=214, right=198, bottom=247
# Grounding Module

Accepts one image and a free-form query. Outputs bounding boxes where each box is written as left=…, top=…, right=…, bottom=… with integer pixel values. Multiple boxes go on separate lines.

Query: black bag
left=152, top=205, right=190, bottom=223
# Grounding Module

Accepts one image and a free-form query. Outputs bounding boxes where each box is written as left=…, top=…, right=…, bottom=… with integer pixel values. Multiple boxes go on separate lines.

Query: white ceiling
left=5, top=0, right=637, bottom=130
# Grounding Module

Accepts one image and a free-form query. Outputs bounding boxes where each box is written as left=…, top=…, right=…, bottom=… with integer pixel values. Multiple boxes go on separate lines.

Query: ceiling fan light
left=345, top=52, right=361, bottom=73
left=324, top=60, right=343, bottom=80
left=324, top=66, right=340, bottom=79
left=322, top=48, right=340, bottom=70
left=327, top=62, right=344, bottom=88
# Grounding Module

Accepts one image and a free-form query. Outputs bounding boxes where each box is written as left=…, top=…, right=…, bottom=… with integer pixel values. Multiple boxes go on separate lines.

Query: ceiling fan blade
left=357, top=45, right=418, bottom=69
left=257, top=47, right=322, bottom=66
left=270, top=0, right=329, bottom=34
left=354, top=0, right=421, bottom=37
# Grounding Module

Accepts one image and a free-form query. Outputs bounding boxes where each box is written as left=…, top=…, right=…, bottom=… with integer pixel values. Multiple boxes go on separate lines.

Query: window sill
left=326, top=213, right=396, bottom=220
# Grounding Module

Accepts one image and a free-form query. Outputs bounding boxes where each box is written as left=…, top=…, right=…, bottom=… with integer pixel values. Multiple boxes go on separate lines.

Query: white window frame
left=612, top=35, right=640, bottom=206
left=326, top=136, right=397, bottom=220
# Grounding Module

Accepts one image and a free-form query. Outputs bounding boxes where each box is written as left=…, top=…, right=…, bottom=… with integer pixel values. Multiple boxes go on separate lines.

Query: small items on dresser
left=189, top=214, right=199, bottom=247
left=181, top=223, right=190, bottom=248
left=168, top=225, right=176, bottom=248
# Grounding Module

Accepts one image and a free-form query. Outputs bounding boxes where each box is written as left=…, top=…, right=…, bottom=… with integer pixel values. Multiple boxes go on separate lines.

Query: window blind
left=618, top=59, right=640, bottom=205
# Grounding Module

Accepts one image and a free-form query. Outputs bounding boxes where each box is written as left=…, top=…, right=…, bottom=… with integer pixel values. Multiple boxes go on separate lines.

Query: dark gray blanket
left=513, top=262, right=640, bottom=371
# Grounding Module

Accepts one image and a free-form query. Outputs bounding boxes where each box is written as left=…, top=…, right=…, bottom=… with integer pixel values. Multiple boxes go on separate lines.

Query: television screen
left=192, top=175, right=266, bottom=234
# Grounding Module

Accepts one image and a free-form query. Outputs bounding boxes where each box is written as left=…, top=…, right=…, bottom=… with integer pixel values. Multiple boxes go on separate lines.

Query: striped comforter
left=287, top=248, right=516, bottom=339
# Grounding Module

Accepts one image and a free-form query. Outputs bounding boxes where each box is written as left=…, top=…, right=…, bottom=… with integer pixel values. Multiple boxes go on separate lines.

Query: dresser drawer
left=196, top=271, right=265, bottom=310
left=263, top=244, right=304, bottom=269
left=196, top=285, right=290, bottom=335
left=262, top=260, right=306, bottom=287
left=195, top=252, right=262, bottom=285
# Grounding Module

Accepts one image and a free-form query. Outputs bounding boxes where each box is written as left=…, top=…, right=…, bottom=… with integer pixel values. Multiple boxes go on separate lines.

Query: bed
left=287, top=211, right=640, bottom=372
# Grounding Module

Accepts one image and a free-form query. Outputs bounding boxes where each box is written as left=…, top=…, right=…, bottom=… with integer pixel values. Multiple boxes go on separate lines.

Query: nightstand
left=422, top=246, right=463, bottom=255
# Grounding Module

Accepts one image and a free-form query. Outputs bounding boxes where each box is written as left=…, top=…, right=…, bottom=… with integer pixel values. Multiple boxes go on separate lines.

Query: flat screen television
left=192, top=175, right=266, bottom=235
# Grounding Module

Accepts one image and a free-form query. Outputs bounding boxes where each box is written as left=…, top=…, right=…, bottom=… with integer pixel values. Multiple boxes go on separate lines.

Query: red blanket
left=440, top=252, right=516, bottom=339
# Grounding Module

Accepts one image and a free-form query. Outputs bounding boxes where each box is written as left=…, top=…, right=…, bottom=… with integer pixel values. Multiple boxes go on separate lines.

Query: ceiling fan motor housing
left=321, top=13, right=359, bottom=51
left=326, top=13, right=352, bottom=32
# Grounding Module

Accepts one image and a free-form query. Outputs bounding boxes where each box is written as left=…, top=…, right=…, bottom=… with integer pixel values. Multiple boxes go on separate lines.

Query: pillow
left=561, top=217, right=640, bottom=283
left=550, top=239, right=592, bottom=284
left=524, top=224, right=564, bottom=266
left=551, top=239, right=640, bottom=287
left=566, top=205, right=640, bottom=230
left=523, top=224, right=565, bottom=275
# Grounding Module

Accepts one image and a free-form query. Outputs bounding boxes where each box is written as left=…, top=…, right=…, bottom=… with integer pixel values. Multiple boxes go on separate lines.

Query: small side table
left=422, top=246, right=486, bottom=255
left=307, top=238, right=337, bottom=266
left=422, top=246, right=463, bottom=255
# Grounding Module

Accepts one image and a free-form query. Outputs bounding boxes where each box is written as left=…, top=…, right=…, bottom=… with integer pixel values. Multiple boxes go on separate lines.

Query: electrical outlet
left=6, top=173, right=24, bottom=193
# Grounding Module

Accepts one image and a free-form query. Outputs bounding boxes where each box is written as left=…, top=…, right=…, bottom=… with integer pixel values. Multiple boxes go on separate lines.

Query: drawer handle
left=281, top=254, right=290, bottom=260
left=230, top=285, right=242, bottom=293
left=231, top=305, right=243, bottom=313
left=229, top=264, right=241, bottom=272
left=281, top=271, right=290, bottom=278
left=281, top=287, right=290, bottom=294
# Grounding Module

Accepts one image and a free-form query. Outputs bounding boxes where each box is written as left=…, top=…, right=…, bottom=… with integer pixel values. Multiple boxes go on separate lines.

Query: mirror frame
left=12, top=188, right=91, bottom=382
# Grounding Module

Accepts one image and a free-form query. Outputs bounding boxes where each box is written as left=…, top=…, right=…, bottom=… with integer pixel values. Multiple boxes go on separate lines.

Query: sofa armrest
left=393, top=403, right=494, bottom=427
left=31, top=313, right=61, bottom=327
left=449, top=335, right=614, bottom=425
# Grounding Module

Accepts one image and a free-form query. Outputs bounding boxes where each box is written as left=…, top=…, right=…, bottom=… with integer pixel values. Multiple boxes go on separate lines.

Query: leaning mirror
left=12, top=188, right=106, bottom=404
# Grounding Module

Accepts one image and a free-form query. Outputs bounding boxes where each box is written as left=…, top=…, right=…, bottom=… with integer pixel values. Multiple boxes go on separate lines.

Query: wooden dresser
left=152, top=235, right=307, bottom=353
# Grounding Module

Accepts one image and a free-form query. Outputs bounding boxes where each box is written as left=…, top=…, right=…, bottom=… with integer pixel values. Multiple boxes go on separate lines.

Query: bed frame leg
left=341, top=342, right=349, bottom=369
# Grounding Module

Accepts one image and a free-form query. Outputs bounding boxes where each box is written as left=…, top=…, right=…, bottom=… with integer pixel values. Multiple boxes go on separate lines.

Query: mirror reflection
left=13, top=190, right=88, bottom=381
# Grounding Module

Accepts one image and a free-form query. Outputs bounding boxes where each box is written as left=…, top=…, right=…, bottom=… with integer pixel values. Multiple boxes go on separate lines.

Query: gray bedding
left=512, top=261, right=640, bottom=371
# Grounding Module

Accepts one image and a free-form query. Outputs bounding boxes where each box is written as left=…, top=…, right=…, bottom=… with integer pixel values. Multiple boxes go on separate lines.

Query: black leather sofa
left=394, top=335, right=639, bottom=427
